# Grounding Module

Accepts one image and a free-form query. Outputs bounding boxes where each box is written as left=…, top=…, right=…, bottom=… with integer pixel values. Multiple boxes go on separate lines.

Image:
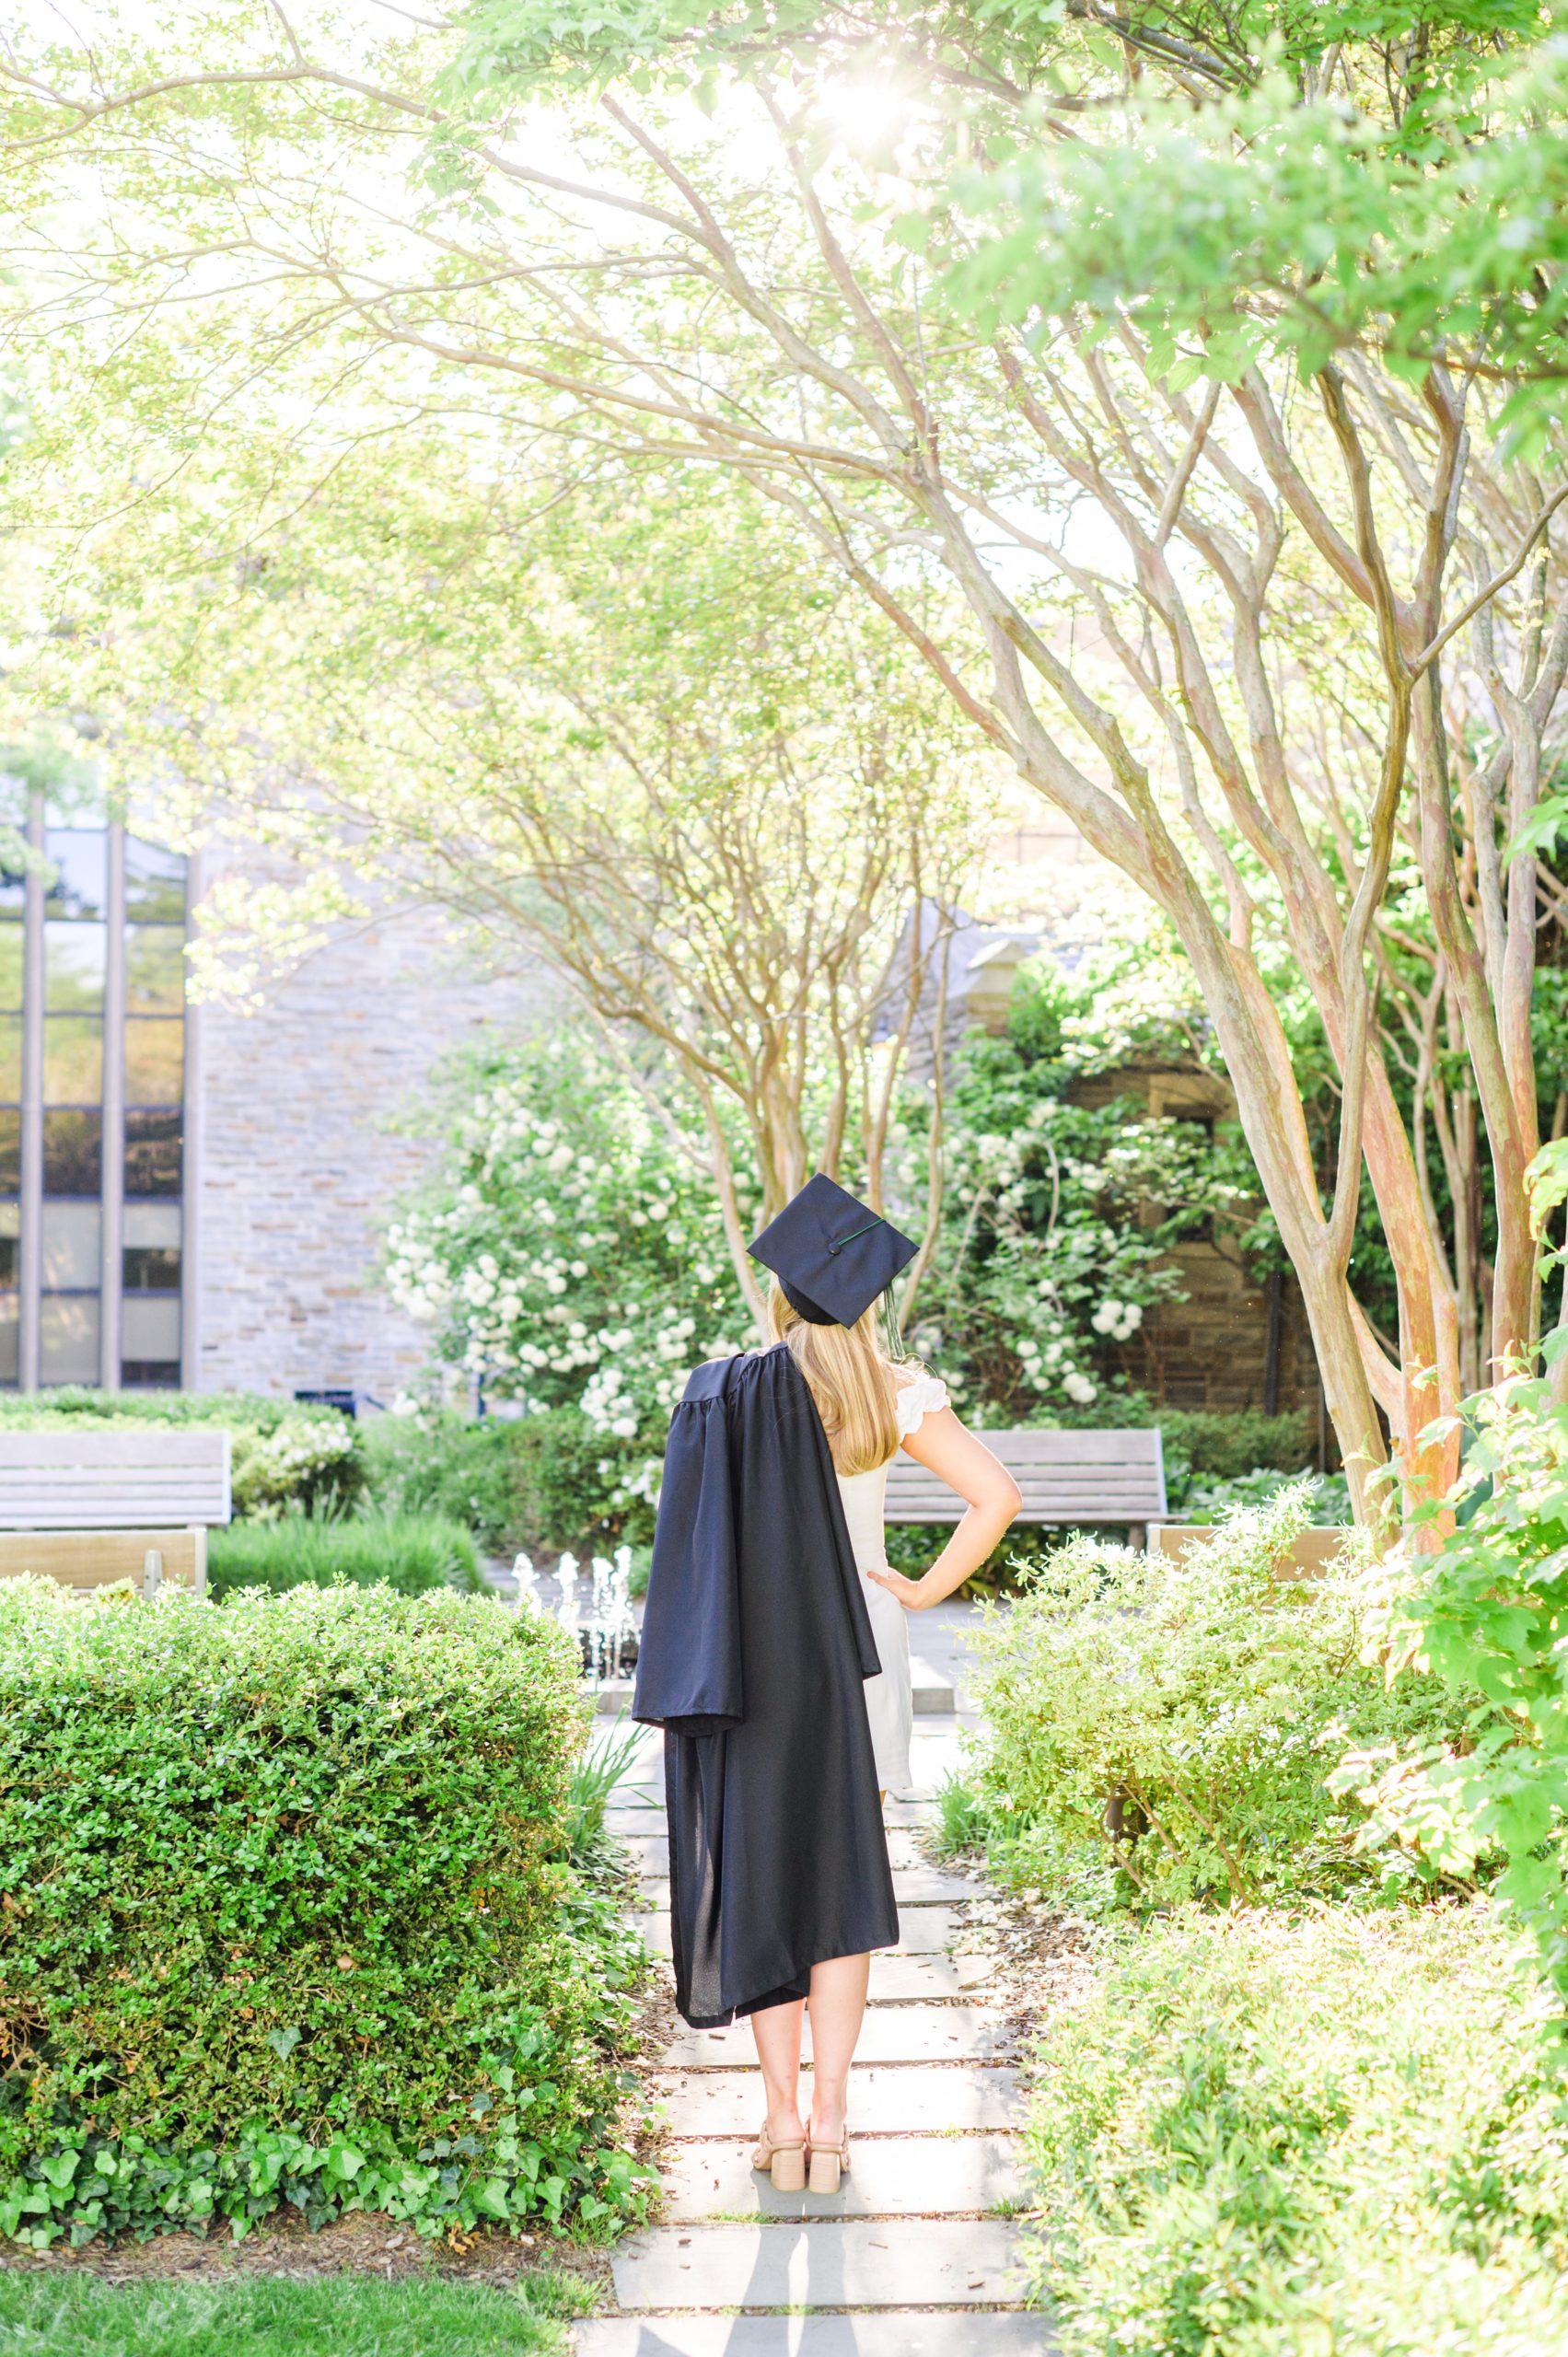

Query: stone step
left=662, top=2006, right=1010, bottom=2070
left=621, top=1828, right=935, bottom=1877
left=605, top=1799, right=939, bottom=1840
left=889, top=1905, right=971, bottom=1953
left=869, top=1953, right=970, bottom=2001
left=627, top=1911, right=975, bottom=1968
left=627, top=1904, right=973, bottom=1963
left=633, top=1867, right=975, bottom=1913
left=590, top=1659, right=958, bottom=1715
left=649, top=2063, right=1018, bottom=2138
left=906, top=1733, right=965, bottom=1782
left=591, top=1682, right=640, bottom=1717
left=575, top=2313, right=1049, bottom=2355
left=659, top=2131, right=1022, bottom=2221
left=610, top=2218, right=1022, bottom=2311
left=889, top=1864, right=979, bottom=1903
left=604, top=1804, right=667, bottom=1831
left=631, top=1911, right=675, bottom=1960
left=908, top=1655, right=959, bottom=1714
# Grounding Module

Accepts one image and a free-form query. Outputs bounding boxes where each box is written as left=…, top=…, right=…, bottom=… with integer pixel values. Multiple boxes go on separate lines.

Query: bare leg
left=749, top=1996, right=807, bottom=2144
left=806, top=1952, right=870, bottom=2147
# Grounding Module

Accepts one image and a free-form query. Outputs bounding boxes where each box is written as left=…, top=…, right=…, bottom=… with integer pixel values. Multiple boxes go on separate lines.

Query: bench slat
left=886, top=1425, right=1166, bottom=1525
left=0, top=1429, right=232, bottom=1530
left=0, top=1432, right=228, bottom=1464
left=966, top=1431, right=1163, bottom=1461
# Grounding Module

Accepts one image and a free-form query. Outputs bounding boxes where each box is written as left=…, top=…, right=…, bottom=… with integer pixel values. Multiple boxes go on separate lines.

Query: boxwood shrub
left=0, top=1579, right=651, bottom=2248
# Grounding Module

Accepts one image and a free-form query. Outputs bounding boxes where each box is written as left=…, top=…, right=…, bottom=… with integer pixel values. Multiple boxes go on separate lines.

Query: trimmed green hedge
left=0, top=1389, right=367, bottom=1520
left=362, top=1413, right=521, bottom=1549
left=207, top=1510, right=482, bottom=1601
left=363, top=1408, right=656, bottom=1558
left=1153, top=1407, right=1315, bottom=1480
left=0, top=1580, right=650, bottom=2247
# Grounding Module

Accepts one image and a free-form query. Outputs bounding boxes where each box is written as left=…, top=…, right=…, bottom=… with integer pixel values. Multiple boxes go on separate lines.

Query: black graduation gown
left=632, top=1343, right=900, bottom=2027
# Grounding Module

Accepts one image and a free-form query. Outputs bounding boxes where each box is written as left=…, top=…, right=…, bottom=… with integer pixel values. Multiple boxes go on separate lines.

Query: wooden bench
left=0, top=1429, right=232, bottom=1597
left=884, top=1426, right=1167, bottom=1550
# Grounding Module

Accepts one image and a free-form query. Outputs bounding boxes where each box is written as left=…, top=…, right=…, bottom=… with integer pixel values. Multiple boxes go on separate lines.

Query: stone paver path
left=575, top=1705, right=1050, bottom=2356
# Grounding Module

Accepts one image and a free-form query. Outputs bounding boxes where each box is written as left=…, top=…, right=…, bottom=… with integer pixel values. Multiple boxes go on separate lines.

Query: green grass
left=928, top=1771, right=989, bottom=1861
left=566, top=1717, right=646, bottom=1868
left=0, top=2273, right=571, bottom=2356
left=207, top=1509, right=482, bottom=1601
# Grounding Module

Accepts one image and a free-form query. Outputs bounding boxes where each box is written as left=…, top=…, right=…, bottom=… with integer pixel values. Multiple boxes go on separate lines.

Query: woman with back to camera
left=633, top=1175, right=1021, bottom=2196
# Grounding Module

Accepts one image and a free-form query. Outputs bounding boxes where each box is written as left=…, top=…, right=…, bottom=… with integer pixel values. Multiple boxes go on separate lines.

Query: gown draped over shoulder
left=632, top=1344, right=900, bottom=2028
left=833, top=1370, right=950, bottom=1794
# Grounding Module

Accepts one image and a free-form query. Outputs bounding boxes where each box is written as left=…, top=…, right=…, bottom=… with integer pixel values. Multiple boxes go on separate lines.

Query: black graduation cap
left=749, top=1173, right=918, bottom=1329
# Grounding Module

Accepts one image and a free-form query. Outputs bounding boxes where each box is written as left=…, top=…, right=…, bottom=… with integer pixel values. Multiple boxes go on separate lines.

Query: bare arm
left=865, top=1408, right=1022, bottom=1612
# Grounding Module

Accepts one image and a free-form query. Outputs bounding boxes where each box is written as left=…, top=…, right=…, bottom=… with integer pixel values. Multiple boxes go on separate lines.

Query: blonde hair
left=768, top=1279, right=900, bottom=1476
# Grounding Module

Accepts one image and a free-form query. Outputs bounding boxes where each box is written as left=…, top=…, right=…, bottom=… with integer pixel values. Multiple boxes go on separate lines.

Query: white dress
left=835, top=1371, right=950, bottom=1794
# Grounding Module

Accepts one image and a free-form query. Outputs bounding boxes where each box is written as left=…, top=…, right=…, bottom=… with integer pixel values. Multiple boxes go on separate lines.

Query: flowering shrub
left=892, top=973, right=1249, bottom=1421
left=385, top=1036, right=750, bottom=1460
left=1020, top=1904, right=1568, bottom=2354
left=229, top=1414, right=362, bottom=1520
left=897, top=1099, right=1215, bottom=1420
left=389, top=986, right=1253, bottom=1451
left=958, top=1488, right=1446, bottom=1914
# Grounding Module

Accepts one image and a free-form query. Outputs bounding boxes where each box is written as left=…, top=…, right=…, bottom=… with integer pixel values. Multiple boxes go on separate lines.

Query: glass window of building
left=0, top=779, right=188, bottom=1388
left=0, top=783, right=22, bottom=1387
left=122, top=837, right=186, bottom=1383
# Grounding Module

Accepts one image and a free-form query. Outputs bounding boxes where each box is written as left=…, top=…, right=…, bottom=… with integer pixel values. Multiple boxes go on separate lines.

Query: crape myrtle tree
left=36, top=440, right=1000, bottom=1329
left=4, top=6, right=1568, bottom=1523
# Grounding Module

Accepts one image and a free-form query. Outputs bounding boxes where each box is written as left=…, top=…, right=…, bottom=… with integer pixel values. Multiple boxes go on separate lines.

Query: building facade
left=192, top=889, right=549, bottom=1400
left=5, top=788, right=1324, bottom=1420
left=2, top=789, right=548, bottom=1402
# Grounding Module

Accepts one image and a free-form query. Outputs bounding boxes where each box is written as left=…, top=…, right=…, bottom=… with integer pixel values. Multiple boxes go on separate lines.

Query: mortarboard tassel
left=880, top=1282, right=908, bottom=1364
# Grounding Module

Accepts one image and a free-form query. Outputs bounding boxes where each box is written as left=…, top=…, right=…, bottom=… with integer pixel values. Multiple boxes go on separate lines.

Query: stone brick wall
left=1068, top=1059, right=1327, bottom=1427
left=192, top=896, right=552, bottom=1401
left=1114, top=1242, right=1324, bottom=1421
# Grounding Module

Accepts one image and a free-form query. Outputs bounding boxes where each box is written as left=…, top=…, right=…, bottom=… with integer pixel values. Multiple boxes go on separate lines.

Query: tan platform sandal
left=751, top=2121, right=806, bottom=2192
left=807, top=2122, right=850, bottom=2195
